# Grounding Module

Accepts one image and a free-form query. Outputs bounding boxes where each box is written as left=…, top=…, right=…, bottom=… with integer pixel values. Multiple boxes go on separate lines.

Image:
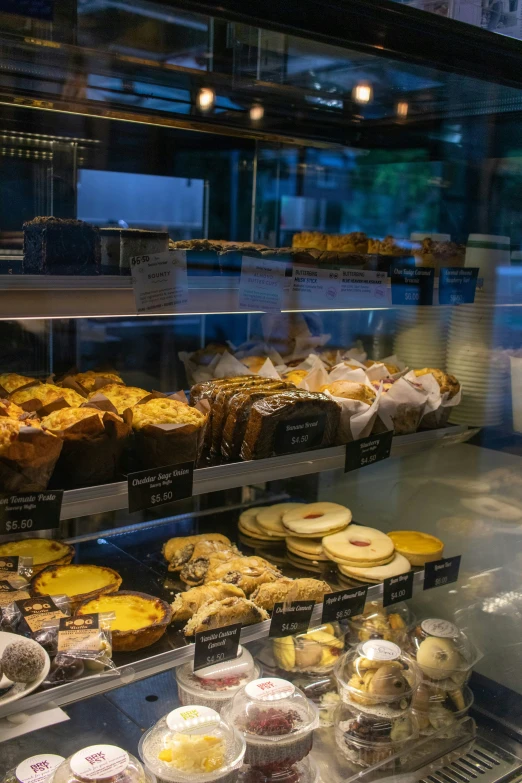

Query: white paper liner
left=323, top=382, right=382, bottom=442
left=376, top=376, right=429, bottom=435
left=404, top=370, right=462, bottom=428
left=363, top=354, right=408, bottom=382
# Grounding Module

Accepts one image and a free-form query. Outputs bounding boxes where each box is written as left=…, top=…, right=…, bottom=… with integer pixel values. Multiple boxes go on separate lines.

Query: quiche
left=0, top=538, right=74, bottom=574
left=11, top=383, right=85, bottom=410
left=89, top=383, right=149, bottom=413
left=0, top=373, right=38, bottom=394
left=33, top=564, right=122, bottom=607
left=65, top=371, right=123, bottom=393
left=77, top=591, right=172, bottom=651
left=132, top=398, right=206, bottom=430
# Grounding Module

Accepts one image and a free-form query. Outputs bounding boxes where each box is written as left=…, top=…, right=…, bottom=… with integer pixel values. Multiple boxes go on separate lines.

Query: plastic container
left=270, top=622, right=345, bottom=675
left=3, top=755, right=65, bottom=783
left=236, top=757, right=319, bottom=783
left=222, top=678, right=318, bottom=772
left=289, top=671, right=340, bottom=728
left=176, top=647, right=261, bottom=713
left=139, top=706, right=245, bottom=783
left=334, top=701, right=418, bottom=768
left=347, top=601, right=415, bottom=648
left=408, top=618, right=482, bottom=690
left=413, top=683, right=474, bottom=736
left=334, top=640, right=421, bottom=717
left=52, top=746, right=152, bottom=783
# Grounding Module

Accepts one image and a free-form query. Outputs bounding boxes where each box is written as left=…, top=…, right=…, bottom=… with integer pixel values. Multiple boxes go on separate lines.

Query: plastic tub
left=334, top=640, right=421, bottom=717
left=270, top=622, right=346, bottom=675
left=347, top=601, right=415, bottom=648
left=334, top=701, right=418, bottom=768
left=408, top=618, right=482, bottom=690
left=139, top=706, right=245, bottom=783
left=222, top=678, right=318, bottom=772
left=3, top=755, right=65, bottom=783
left=236, top=757, right=320, bottom=783
left=176, top=647, right=261, bottom=713
left=52, top=746, right=153, bottom=783
left=285, top=671, right=340, bottom=728
left=413, top=683, right=474, bottom=736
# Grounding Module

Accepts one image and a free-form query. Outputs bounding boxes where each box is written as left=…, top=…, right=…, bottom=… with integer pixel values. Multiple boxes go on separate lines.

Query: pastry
left=190, top=343, right=229, bottom=367
left=131, top=396, right=207, bottom=469
left=171, top=581, right=246, bottom=622
left=413, top=368, right=460, bottom=399
left=2, top=638, right=46, bottom=683
left=88, top=383, right=149, bottom=414
left=180, top=543, right=241, bottom=586
left=285, top=537, right=329, bottom=561
left=0, top=538, right=74, bottom=574
left=292, top=231, right=328, bottom=250
left=183, top=596, right=269, bottom=635
left=365, top=360, right=400, bottom=375
left=62, top=371, right=123, bottom=394
left=238, top=508, right=276, bottom=541
left=23, top=216, right=101, bottom=275
left=416, top=636, right=463, bottom=681
left=387, top=531, right=443, bottom=566
left=349, top=601, right=410, bottom=646
left=32, top=564, right=122, bottom=607
left=327, top=233, right=368, bottom=254
left=319, top=381, right=376, bottom=404
left=162, top=533, right=231, bottom=571
left=273, top=624, right=344, bottom=673
left=337, top=553, right=411, bottom=584
left=368, top=236, right=406, bottom=257
left=283, top=370, right=308, bottom=385
left=10, top=383, right=85, bottom=412
left=282, top=502, right=352, bottom=538
left=250, top=577, right=331, bottom=610
left=256, top=503, right=306, bottom=537
left=0, top=399, right=28, bottom=420
left=0, top=373, right=38, bottom=395
left=241, top=356, right=268, bottom=373
left=205, top=556, right=283, bottom=595
left=77, top=591, right=172, bottom=651
left=0, top=418, right=62, bottom=492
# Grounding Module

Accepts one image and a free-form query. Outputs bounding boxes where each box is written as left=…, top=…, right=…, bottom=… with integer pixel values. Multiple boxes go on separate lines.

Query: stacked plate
left=447, top=295, right=508, bottom=427
left=394, top=307, right=449, bottom=369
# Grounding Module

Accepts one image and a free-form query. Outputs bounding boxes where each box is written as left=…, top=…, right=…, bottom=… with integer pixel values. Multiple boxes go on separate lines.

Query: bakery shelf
left=59, top=425, right=474, bottom=521
left=0, top=571, right=426, bottom=720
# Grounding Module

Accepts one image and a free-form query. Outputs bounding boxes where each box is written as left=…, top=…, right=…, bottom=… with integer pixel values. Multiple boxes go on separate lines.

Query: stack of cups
left=394, top=308, right=449, bottom=369
left=333, top=640, right=420, bottom=768
left=408, top=618, right=481, bottom=737
left=465, top=234, right=510, bottom=291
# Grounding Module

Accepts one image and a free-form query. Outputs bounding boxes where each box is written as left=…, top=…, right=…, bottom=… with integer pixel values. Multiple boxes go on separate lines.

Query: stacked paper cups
left=394, top=308, right=449, bottom=369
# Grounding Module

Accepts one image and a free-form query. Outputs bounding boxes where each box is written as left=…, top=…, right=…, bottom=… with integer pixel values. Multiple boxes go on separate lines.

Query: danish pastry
left=183, top=596, right=269, bottom=636
left=322, top=525, right=394, bottom=566
left=282, top=502, right=352, bottom=537
left=250, top=577, right=331, bottom=610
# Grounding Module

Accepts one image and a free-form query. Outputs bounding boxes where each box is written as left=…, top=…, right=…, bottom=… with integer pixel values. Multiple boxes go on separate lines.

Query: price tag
left=193, top=623, right=241, bottom=672
left=127, top=461, right=193, bottom=513
left=238, top=256, right=285, bottom=313
left=391, top=265, right=434, bottom=305
left=131, top=251, right=188, bottom=314
left=269, top=600, right=315, bottom=638
left=339, top=269, right=391, bottom=307
left=345, top=430, right=393, bottom=473
left=383, top=571, right=414, bottom=608
left=291, top=266, right=340, bottom=309
left=322, top=585, right=368, bottom=624
left=424, top=555, right=461, bottom=590
left=274, top=415, right=327, bottom=455
left=439, top=268, right=478, bottom=305
left=0, top=491, right=62, bottom=535
left=0, top=0, right=53, bottom=20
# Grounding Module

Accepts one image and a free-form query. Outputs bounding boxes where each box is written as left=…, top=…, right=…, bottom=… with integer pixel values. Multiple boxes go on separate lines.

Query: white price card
left=291, top=266, right=340, bottom=309
left=339, top=269, right=390, bottom=306
left=238, top=255, right=285, bottom=313
left=131, top=250, right=188, bottom=314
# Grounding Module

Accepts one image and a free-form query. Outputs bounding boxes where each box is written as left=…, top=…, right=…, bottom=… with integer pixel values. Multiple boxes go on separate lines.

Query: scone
left=183, top=596, right=269, bottom=636
left=89, top=383, right=149, bottom=413
left=0, top=417, right=62, bottom=491
left=131, top=396, right=207, bottom=468
left=162, top=533, right=231, bottom=571
left=320, top=381, right=376, bottom=405
left=204, top=555, right=283, bottom=595
left=171, top=581, right=246, bottom=623
left=11, top=383, right=85, bottom=412
left=0, top=373, right=38, bottom=394
left=250, top=577, right=331, bottom=610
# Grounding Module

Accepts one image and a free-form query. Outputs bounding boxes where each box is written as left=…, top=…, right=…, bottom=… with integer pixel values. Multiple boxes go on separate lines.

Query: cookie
left=282, top=501, right=352, bottom=537
left=285, top=552, right=322, bottom=573
left=256, top=502, right=305, bottom=537
left=388, top=530, right=443, bottom=566
left=460, top=496, right=522, bottom=521
left=238, top=507, right=276, bottom=541
left=322, top=526, right=394, bottom=565
left=338, top=553, right=411, bottom=584
left=286, top=536, right=329, bottom=561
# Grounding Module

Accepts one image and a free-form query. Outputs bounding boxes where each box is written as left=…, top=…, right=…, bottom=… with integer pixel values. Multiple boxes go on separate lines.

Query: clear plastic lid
left=408, top=619, right=482, bottom=680
left=3, top=755, right=66, bottom=783
left=176, top=647, right=259, bottom=699
left=271, top=623, right=345, bottom=674
left=333, top=641, right=420, bottom=711
left=237, top=757, right=319, bottom=783
left=221, top=678, right=319, bottom=745
left=347, top=601, right=415, bottom=646
left=334, top=701, right=418, bottom=748
left=52, top=746, right=150, bottom=783
left=139, top=705, right=245, bottom=783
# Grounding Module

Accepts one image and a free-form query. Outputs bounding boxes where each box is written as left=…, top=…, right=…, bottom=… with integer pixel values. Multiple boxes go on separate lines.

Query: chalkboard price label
left=322, top=586, right=368, bottom=624
left=269, top=600, right=315, bottom=637
left=383, top=571, right=414, bottom=607
left=345, top=430, right=393, bottom=473
left=274, top=415, right=326, bottom=455
left=424, top=556, right=461, bottom=590
left=0, top=491, right=62, bottom=535
left=127, top=461, right=193, bottom=513
left=391, top=265, right=434, bottom=306
left=194, top=623, right=242, bottom=672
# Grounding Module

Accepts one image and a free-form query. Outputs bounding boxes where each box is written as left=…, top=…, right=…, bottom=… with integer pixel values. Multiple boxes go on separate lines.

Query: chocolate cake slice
left=23, top=216, right=101, bottom=275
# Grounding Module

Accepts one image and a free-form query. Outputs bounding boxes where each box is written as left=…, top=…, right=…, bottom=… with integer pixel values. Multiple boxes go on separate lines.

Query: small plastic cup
left=270, top=622, right=346, bottom=675
left=347, top=601, right=415, bottom=648
left=222, top=678, right=318, bottom=772
left=3, top=755, right=65, bottom=783
left=52, top=746, right=153, bottom=783
left=176, top=647, right=260, bottom=713
left=334, top=701, right=418, bottom=768
left=139, top=706, right=245, bottom=783
left=408, top=618, right=482, bottom=690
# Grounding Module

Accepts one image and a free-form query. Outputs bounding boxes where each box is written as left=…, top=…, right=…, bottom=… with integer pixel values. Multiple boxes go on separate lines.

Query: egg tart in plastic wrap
left=0, top=418, right=62, bottom=492
left=51, top=745, right=153, bottom=783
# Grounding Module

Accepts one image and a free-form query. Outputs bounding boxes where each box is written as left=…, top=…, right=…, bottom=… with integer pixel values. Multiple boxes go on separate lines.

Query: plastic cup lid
left=361, top=640, right=401, bottom=661
left=16, top=756, right=65, bottom=783
left=244, top=678, right=295, bottom=702
left=166, top=706, right=221, bottom=734
left=70, top=746, right=129, bottom=780
left=420, top=619, right=459, bottom=638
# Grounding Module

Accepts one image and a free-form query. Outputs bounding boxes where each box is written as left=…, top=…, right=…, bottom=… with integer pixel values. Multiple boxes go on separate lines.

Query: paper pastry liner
left=318, top=372, right=382, bottom=443
left=0, top=423, right=63, bottom=492
left=373, top=377, right=428, bottom=436
left=44, top=408, right=131, bottom=489
left=404, top=370, right=462, bottom=430
left=362, top=354, right=408, bottom=382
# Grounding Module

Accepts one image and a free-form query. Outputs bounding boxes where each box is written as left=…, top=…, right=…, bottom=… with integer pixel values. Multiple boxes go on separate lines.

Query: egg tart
left=0, top=373, right=38, bottom=395
left=33, top=564, right=122, bottom=608
left=131, top=396, right=207, bottom=469
left=77, top=590, right=172, bottom=651
left=88, top=383, right=149, bottom=414
left=0, top=538, right=74, bottom=574
left=10, top=383, right=85, bottom=413
left=0, top=417, right=62, bottom=492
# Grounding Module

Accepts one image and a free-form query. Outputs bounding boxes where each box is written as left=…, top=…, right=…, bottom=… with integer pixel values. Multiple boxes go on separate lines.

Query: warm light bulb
left=249, top=104, right=264, bottom=121
left=352, top=82, right=372, bottom=104
left=396, top=101, right=409, bottom=118
left=197, top=87, right=215, bottom=110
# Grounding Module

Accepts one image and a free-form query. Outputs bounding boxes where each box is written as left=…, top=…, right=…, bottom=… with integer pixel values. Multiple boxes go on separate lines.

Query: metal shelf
left=60, top=425, right=474, bottom=520
left=0, top=572, right=426, bottom=720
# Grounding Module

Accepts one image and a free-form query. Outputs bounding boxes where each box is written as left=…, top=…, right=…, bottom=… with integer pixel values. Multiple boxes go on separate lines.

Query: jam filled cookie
left=322, top=526, right=394, bottom=567
left=256, top=503, right=306, bottom=537
left=282, top=502, right=352, bottom=538
left=338, top=553, right=411, bottom=584
left=286, top=537, right=329, bottom=561
left=239, top=507, right=278, bottom=541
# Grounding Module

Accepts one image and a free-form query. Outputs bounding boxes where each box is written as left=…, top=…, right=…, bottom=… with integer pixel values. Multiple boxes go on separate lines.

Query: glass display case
left=0, top=2, right=522, bottom=782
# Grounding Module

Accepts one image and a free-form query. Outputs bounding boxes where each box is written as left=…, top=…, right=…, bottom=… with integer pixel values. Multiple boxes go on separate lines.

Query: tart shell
left=0, top=538, right=75, bottom=574
left=32, top=563, right=122, bottom=608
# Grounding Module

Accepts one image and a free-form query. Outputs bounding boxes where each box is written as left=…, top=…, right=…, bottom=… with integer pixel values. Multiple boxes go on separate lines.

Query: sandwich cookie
left=256, top=502, right=306, bottom=538
left=387, top=530, right=443, bottom=566
left=322, top=525, right=394, bottom=567
left=338, top=552, right=411, bottom=584
left=282, top=501, right=352, bottom=538
left=286, top=536, right=329, bottom=561
left=238, top=507, right=276, bottom=541
left=286, top=552, right=322, bottom=573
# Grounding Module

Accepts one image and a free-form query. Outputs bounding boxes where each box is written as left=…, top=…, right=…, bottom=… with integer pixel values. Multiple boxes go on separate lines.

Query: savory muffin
left=89, top=383, right=149, bottom=413
left=0, top=399, right=27, bottom=419
left=132, top=398, right=206, bottom=430
left=65, top=370, right=123, bottom=393
left=0, top=417, right=62, bottom=491
left=131, top=397, right=207, bottom=469
left=320, top=381, right=376, bottom=404
left=365, top=359, right=400, bottom=375
left=41, top=406, right=124, bottom=434
left=414, top=368, right=460, bottom=398
left=11, top=383, right=85, bottom=409
left=0, top=373, right=38, bottom=394
left=292, top=231, right=328, bottom=250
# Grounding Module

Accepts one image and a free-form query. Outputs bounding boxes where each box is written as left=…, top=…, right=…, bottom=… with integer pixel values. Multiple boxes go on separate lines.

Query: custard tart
left=0, top=538, right=74, bottom=574
left=32, top=563, right=121, bottom=607
left=77, top=590, right=172, bottom=651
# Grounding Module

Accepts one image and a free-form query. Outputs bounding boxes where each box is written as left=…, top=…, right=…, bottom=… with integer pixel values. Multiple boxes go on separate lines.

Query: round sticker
left=70, top=746, right=129, bottom=780
left=361, top=640, right=401, bottom=661
left=16, top=755, right=65, bottom=783
left=421, top=619, right=458, bottom=638
left=245, top=677, right=295, bottom=701
left=167, top=706, right=220, bottom=734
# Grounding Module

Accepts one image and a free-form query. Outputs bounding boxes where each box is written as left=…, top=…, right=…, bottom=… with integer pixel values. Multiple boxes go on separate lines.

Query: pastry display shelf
left=0, top=571, right=427, bottom=720
left=59, top=425, right=474, bottom=521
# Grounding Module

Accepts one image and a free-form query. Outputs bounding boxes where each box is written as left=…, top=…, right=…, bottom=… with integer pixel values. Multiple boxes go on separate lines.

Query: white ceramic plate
left=0, top=632, right=50, bottom=705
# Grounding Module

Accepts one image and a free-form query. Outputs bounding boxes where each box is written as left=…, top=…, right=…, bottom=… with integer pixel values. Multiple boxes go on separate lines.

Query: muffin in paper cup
left=41, top=406, right=130, bottom=488
left=0, top=374, right=39, bottom=397
left=406, top=369, right=462, bottom=430
left=0, top=418, right=63, bottom=492
left=372, top=377, right=428, bottom=435
left=58, top=370, right=124, bottom=396
left=10, top=383, right=86, bottom=416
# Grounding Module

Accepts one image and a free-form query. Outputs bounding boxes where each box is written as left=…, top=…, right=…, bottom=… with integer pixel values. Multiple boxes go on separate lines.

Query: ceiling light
left=352, top=82, right=372, bottom=104
left=197, top=87, right=215, bottom=111
left=396, top=101, right=409, bottom=118
left=249, top=104, right=264, bottom=121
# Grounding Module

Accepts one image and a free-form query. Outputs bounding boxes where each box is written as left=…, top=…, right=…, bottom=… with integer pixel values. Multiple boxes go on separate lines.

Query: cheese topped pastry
left=0, top=417, right=42, bottom=452
left=42, top=406, right=123, bottom=434
left=0, top=373, right=38, bottom=394
left=89, top=382, right=149, bottom=413
left=67, top=370, right=123, bottom=393
left=132, top=397, right=206, bottom=430
left=0, top=399, right=27, bottom=419
left=11, top=383, right=85, bottom=408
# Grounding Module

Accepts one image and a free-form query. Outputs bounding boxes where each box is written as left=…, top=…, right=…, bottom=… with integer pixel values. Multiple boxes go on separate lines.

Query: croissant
left=250, top=577, right=332, bottom=610
left=163, top=533, right=230, bottom=571
left=171, top=581, right=245, bottom=622
left=205, top=556, right=282, bottom=595
left=183, top=596, right=269, bottom=636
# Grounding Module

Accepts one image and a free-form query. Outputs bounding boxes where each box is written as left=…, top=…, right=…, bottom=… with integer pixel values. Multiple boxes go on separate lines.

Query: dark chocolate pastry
left=23, top=217, right=101, bottom=275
